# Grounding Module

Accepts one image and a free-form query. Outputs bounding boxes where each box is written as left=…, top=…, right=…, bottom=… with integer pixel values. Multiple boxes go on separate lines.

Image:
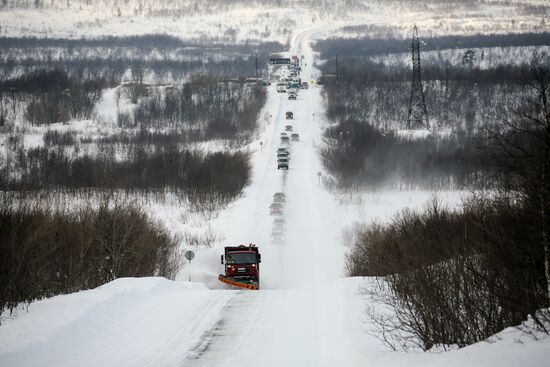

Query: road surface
left=183, top=27, right=363, bottom=367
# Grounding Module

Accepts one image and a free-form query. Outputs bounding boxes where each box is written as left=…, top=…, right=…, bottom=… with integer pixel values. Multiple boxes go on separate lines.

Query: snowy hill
left=0, top=0, right=546, bottom=42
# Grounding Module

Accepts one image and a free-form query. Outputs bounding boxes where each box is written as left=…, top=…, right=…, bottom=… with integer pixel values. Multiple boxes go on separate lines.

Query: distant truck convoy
left=219, top=244, right=261, bottom=290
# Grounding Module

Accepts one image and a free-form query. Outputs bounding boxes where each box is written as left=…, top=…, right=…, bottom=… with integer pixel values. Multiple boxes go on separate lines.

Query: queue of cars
left=269, top=57, right=306, bottom=244
left=277, top=111, right=299, bottom=169
left=279, top=78, right=306, bottom=100
left=270, top=192, right=287, bottom=243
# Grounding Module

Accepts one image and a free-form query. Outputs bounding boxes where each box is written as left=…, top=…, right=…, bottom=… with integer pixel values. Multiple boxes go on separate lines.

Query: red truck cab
left=220, top=245, right=261, bottom=288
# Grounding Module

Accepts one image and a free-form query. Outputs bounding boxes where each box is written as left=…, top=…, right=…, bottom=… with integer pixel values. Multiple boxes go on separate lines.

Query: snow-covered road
left=182, top=28, right=368, bottom=367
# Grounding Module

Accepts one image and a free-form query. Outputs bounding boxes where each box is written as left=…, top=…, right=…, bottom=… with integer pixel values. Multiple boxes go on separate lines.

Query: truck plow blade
left=218, top=275, right=258, bottom=290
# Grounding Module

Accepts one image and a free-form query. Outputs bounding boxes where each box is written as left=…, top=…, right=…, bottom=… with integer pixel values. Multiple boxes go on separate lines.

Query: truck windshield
left=226, top=252, right=257, bottom=264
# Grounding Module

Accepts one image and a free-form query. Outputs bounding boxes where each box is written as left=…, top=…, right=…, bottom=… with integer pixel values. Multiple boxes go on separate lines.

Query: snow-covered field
left=1, top=25, right=549, bottom=367
left=0, top=0, right=546, bottom=43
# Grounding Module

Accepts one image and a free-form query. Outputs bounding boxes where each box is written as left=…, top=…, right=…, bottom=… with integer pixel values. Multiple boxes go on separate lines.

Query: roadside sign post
left=317, top=171, right=322, bottom=185
left=184, top=250, right=195, bottom=282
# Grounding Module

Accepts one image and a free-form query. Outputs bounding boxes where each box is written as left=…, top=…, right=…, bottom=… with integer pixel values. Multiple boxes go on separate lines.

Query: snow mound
left=0, top=277, right=234, bottom=367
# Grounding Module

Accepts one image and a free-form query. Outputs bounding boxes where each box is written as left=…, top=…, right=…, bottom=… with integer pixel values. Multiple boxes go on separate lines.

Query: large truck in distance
left=219, top=244, right=261, bottom=290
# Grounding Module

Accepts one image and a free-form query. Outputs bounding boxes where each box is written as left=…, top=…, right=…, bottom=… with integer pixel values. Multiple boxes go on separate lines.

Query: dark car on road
left=278, top=157, right=289, bottom=170
left=273, top=192, right=286, bottom=202
left=286, top=111, right=293, bottom=119
left=270, top=228, right=285, bottom=244
left=274, top=218, right=286, bottom=226
left=277, top=152, right=290, bottom=161
left=270, top=202, right=283, bottom=215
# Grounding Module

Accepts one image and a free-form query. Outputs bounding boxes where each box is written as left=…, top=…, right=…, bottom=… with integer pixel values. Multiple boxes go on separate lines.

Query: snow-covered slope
left=0, top=0, right=545, bottom=42
left=0, top=278, right=233, bottom=367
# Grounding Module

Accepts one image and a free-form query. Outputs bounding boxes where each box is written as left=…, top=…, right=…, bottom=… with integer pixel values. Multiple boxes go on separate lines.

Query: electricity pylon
left=407, top=25, right=430, bottom=130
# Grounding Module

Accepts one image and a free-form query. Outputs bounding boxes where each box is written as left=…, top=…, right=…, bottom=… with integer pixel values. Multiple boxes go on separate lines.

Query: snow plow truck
left=219, top=244, right=261, bottom=290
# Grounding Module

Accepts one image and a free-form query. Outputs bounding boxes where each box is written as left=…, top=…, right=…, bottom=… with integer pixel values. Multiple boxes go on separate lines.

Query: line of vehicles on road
left=218, top=188, right=289, bottom=290
left=269, top=192, right=287, bottom=244
left=278, top=111, right=299, bottom=169
left=219, top=54, right=306, bottom=291
left=277, top=80, right=308, bottom=99
left=276, top=56, right=308, bottom=99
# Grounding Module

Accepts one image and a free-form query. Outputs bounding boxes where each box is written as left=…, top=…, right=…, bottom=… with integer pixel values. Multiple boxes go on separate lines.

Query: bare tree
left=494, top=53, right=550, bottom=304
left=123, top=82, right=148, bottom=104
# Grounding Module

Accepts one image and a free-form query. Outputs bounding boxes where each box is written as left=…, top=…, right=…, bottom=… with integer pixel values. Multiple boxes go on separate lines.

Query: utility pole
left=444, top=60, right=450, bottom=92
left=407, top=25, right=430, bottom=130
left=10, top=87, right=15, bottom=116
left=336, top=55, right=339, bottom=81
left=444, top=60, right=450, bottom=126
left=255, top=54, right=258, bottom=79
